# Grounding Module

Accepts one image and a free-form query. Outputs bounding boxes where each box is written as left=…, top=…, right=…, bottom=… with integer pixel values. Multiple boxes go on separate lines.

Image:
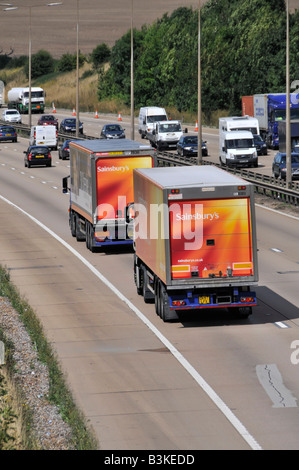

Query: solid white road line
left=0, top=193, right=262, bottom=450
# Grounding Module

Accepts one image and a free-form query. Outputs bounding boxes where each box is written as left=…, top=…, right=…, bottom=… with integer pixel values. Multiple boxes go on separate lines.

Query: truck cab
left=220, top=130, right=258, bottom=168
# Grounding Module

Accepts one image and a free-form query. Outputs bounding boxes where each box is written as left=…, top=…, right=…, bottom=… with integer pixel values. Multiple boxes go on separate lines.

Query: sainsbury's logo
left=176, top=211, right=219, bottom=221
left=97, top=165, right=129, bottom=173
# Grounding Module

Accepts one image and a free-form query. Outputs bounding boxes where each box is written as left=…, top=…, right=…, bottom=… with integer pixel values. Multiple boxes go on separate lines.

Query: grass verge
left=0, top=265, right=98, bottom=450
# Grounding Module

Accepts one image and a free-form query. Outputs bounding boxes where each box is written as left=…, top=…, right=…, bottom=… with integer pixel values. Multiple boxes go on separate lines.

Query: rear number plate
left=199, top=296, right=210, bottom=304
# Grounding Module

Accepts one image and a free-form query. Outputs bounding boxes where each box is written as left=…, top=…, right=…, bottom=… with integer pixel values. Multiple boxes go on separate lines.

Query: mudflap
left=159, top=281, right=179, bottom=322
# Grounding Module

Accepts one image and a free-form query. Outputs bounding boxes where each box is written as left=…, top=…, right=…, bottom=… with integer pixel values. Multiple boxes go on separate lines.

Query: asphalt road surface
left=0, top=109, right=299, bottom=450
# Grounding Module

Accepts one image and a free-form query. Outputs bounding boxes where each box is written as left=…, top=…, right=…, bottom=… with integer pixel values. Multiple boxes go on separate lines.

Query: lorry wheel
left=237, top=306, right=252, bottom=318
left=75, top=217, right=85, bottom=242
left=70, top=213, right=76, bottom=237
left=86, top=223, right=90, bottom=249
left=134, top=255, right=143, bottom=295
left=86, top=222, right=96, bottom=252
left=155, top=280, right=161, bottom=316
left=229, top=306, right=252, bottom=318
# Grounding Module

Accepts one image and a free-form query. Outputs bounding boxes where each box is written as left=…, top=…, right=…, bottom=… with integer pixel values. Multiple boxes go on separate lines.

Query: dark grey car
left=272, top=152, right=299, bottom=179
left=100, top=123, right=125, bottom=139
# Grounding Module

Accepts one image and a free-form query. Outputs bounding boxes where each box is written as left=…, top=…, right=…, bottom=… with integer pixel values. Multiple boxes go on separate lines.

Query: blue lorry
left=242, top=93, right=299, bottom=149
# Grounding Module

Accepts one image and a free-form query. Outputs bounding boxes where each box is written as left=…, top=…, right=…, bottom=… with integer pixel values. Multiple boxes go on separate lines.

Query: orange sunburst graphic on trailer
left=169, top=198, right=253, bottom=279
left=96, top=156, right=153, bottom=219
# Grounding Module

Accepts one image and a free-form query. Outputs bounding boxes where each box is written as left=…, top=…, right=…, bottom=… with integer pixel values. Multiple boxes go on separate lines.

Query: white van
left=138, top=106, right=168, bottom=139
left=219, top=130, right=258, bottom=168
left=30, top=125, right=57, bottom=150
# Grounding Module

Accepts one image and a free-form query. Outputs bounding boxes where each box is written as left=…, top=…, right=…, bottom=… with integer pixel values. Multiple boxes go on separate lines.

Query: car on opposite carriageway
left=272, top=151, right=299, bottom=180
left=37, top=114, right=59, bottom=129
left=176, top=135, right=208, bottom=157
left=100, top=123, right=126, bottom=139
left=2, top=109, right=22, bottom=124
left=60, top=118, right=83, bottom=134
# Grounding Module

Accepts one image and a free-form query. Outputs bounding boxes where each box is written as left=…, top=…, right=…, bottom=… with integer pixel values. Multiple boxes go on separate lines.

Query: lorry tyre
left=70, top=212, right=76, bottom=237
left=75, top=217, right=85, bottom=242
left=237, top=306, right=252, bottom=318
left=229, top=306, right=252, bottom=318
left=86, top=222, right=96, bottom=252
left=134, top=256, right=143, bottom=295
left=86, top=222, right=90, bottom=249
left=155, top=280, right=161, bottom=316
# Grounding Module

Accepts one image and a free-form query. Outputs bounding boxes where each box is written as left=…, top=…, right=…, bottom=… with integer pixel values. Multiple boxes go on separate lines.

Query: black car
left=272, top=152, right=299, bottom=180
left=60, top=118, right=83, bottom=134
left=100, top=123, right=125, bottom=139
left=37, top=114, right=59, bottom=129
left=0, top=125, right=17, bottom=143
left=253, top=134, right=267, bottom=155
left=176, top=135, right=208, bottom=157
left=58, top=139, right=76, bottom=160
left=24, top=145, right=52, bottom=168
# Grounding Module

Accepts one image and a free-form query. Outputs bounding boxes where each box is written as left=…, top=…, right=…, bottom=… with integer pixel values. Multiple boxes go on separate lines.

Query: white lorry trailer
left=133, top=165, right=258, bottom=322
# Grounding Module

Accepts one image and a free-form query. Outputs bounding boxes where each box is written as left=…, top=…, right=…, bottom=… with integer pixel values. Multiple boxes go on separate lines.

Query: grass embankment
left=0, top=266, right=98, bottom=450
left=1, top=62, right=226, bottom=127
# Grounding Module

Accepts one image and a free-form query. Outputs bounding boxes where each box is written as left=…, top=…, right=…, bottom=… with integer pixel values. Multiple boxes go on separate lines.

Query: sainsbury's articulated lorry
left=62, top=139, right=156, bottom=251
left=133, top=166, right=258, bottom=322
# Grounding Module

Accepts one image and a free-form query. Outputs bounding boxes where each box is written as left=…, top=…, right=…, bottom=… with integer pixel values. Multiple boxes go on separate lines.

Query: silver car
left=2, top=109, right=22, bottom=123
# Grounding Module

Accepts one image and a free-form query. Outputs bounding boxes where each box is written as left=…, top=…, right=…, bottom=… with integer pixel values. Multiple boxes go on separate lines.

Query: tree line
left=98, top=0, right=299, bottom=118
left=1, top=0, right=298, bottom=120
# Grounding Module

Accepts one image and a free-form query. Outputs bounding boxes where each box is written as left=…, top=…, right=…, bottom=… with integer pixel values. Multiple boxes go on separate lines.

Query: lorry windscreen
left=226, top=139, right=254, bottom=149
left=24, top=91, right=44, bottom=98
left=147, top=115, right=167, bottom=123
left=274, top=110, right=299, bottom=120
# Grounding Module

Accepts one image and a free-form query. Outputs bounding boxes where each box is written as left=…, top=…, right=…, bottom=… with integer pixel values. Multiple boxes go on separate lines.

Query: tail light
left=49, top=152, right=52, bottom=159
left=172, top=300, right=186, bottom=306
left=240, top=296, right=255, bottom=303
left=28, top=153, right=32, bottom=160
